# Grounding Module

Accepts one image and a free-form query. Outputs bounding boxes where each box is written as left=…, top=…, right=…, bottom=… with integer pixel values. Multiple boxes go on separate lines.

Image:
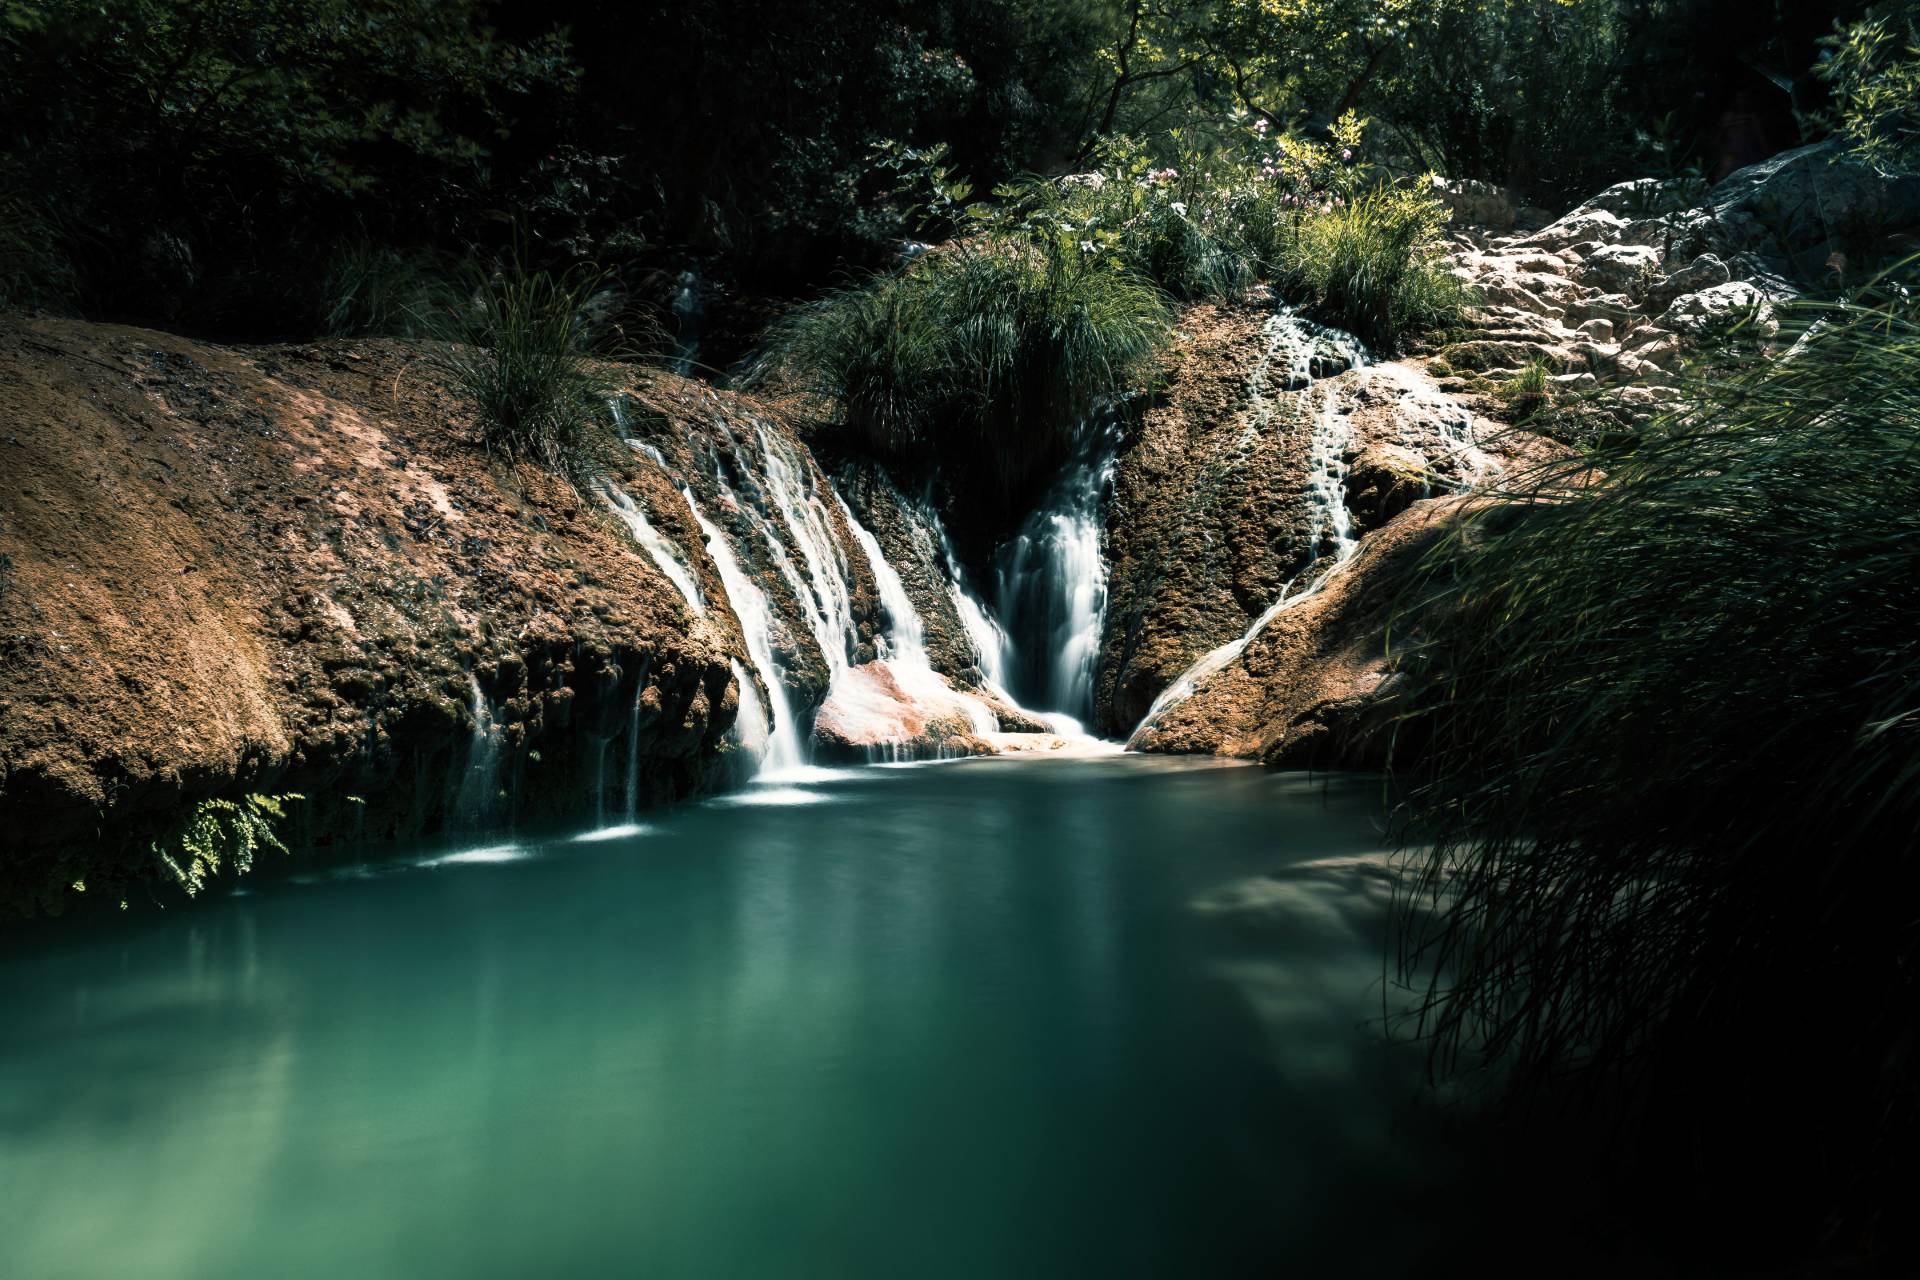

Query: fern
left=152, top=793, right=304, bottom=896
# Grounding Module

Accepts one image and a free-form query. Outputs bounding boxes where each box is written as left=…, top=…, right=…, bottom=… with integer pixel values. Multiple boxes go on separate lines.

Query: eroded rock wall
left=0, top=317, right=750, bottom=914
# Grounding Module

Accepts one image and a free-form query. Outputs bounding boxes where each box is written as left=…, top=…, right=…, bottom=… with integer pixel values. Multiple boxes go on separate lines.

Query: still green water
left=0, top=757, right=1468, bottom=1278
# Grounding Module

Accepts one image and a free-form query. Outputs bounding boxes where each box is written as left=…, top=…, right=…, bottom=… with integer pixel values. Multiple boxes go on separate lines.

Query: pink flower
left=1341, top=148, right=1353, bottom=162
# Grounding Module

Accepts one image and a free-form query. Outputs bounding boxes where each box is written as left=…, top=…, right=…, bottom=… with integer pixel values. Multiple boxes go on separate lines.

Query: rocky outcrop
left=830, top=459, right=982, bottom=686
left=1438, top=141, right=1920, bottom=431
left=0, top=316, right=754, bottom=915
left=1094, top=298, right=1508, bottom=739
left=1128, top=499, right=1461, bottom=767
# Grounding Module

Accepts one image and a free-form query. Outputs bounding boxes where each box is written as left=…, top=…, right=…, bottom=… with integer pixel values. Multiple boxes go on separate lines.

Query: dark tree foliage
left=0, top=0, right=576, bottom=332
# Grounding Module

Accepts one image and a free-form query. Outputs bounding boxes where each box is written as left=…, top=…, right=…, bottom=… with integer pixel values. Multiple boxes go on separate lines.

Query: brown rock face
left=1129, top=499, right=1460, bottom=767
left=0, top=316, right=754, bottom=915
left=1095, top=302, right=1324, bottom=736
left=830, top=459, right=982, bottom=686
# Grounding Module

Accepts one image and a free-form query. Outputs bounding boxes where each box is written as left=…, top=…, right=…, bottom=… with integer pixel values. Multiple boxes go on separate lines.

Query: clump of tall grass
left=429, top=259, right=618, bottom=477
left=1388, top=280, right=1920, bottom=1251
left=1264, top=184, right=1468, bottom=351
left=317, top=242, right=459, bottom=339
left=764, top=233, right=1169, bottom=502
left=1494, top=358, right=1553, bottom=419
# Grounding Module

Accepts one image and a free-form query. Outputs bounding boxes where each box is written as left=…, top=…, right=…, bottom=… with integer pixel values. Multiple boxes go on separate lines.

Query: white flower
left=1170, top=201, right=1187, bottom=216
left=1079, top=239, right=1095, bottom=253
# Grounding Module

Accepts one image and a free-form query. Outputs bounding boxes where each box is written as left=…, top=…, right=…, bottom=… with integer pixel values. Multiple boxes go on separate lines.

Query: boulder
left=1432, top=175, right=1519, bottom=229
left=1659, top=280, right=1778, bottom=338
left=1578, top=243, right=1663, bottom=296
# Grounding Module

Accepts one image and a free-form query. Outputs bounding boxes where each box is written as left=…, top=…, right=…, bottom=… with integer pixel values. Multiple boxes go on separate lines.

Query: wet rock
left=1131, top=500, right=1459, bottom=767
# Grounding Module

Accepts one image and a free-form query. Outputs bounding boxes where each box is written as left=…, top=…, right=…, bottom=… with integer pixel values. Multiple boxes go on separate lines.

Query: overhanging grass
left=1387, top=283, right=1920, bottom=1248
left=1265, top=185, right=1469, bottom=351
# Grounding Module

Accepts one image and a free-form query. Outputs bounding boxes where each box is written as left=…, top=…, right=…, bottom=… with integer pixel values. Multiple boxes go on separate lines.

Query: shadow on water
left=0, top=758, right=1672, bottom=1277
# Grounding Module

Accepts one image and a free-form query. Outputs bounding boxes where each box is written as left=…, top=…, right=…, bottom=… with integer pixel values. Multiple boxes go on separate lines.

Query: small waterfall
left=1129, top=309, right=1369, bottom=742
left=727, top=657, right=770, bottom=763
left=452, top=673, right=503, bottom=826
left=750, top=420, right=862, bottom=680
left=599, top=481, right=705, bottom=616
left=994, top=411, right=1122, bottom=725
left=622, top=691, right=644, bottom=820
left=840, top=499, right=999, bottom=740
left=683, top=485, right=805, bottom=775
left=670, top=269, right=703, bottom=376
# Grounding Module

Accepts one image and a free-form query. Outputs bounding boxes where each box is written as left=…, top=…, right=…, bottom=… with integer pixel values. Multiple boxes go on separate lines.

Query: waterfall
left=993, top=410, right=1122, bottom=726
left=622, top=689, right=644, bottom=820
left=839, top=499, right=999, bottom=740
left=682, top=485, right=805, bottom=775
left=599, top=481, right=705, bottom=616
left=670, top=269, right=703, bottom=376
left=452, top=673, right=503, bottom=826
left=1129, top=310, right=1369, bottom=743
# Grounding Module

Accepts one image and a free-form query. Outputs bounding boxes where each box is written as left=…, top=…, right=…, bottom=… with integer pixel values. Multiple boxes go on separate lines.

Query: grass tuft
left=1265, top=185, right=1469, bottom=351
left=429, top=258, right=620, bottom=478
left=764, top=239, right=1169, bottom=502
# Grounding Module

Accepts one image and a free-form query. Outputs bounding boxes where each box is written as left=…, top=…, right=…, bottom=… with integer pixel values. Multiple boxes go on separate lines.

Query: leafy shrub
left=0, top=189, right=76, bottom=311
left=1822, top=0, right=1920, bottom=178
left=429, top=260, right=618, bottom=477
left=1389, top=286, right=1920, bottom=1247
left=153, top=793, right=304, bottom=896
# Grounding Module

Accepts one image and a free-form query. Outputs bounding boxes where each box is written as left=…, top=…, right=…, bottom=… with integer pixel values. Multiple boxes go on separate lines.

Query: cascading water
left=1129, top=309, right=1369, bottom=742
left=993, top=410, right=1122, bottom=727
left=598, top=481, right=705, bottom=616
left=670, top=269, right=703, bottom=376
left=452, top=673, right=503, bottom=825
left=682, top=486, right=805, bottom=775
left=840, top=499, right=999, bottom=742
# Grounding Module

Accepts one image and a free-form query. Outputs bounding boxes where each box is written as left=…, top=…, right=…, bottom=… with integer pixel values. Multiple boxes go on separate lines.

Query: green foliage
left=153, top=793, right=304, bottom=897
left=0, top=187, right=75, bottom=310
left=1266, top=182, right=1467, bottom=350
left=1821, top=0, right=1920, bottom=177
left=996, top=112, right=1461, bottom=347
left=1494, top=358, right=1553, bottom=419
left=428, top=258, right=619, bottom=477
left=1388, top=282, right=1920, bottom=1235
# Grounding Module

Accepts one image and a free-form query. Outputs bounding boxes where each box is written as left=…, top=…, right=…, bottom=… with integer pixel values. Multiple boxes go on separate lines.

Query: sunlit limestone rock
left=810, top=663, right=995, bottom=761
